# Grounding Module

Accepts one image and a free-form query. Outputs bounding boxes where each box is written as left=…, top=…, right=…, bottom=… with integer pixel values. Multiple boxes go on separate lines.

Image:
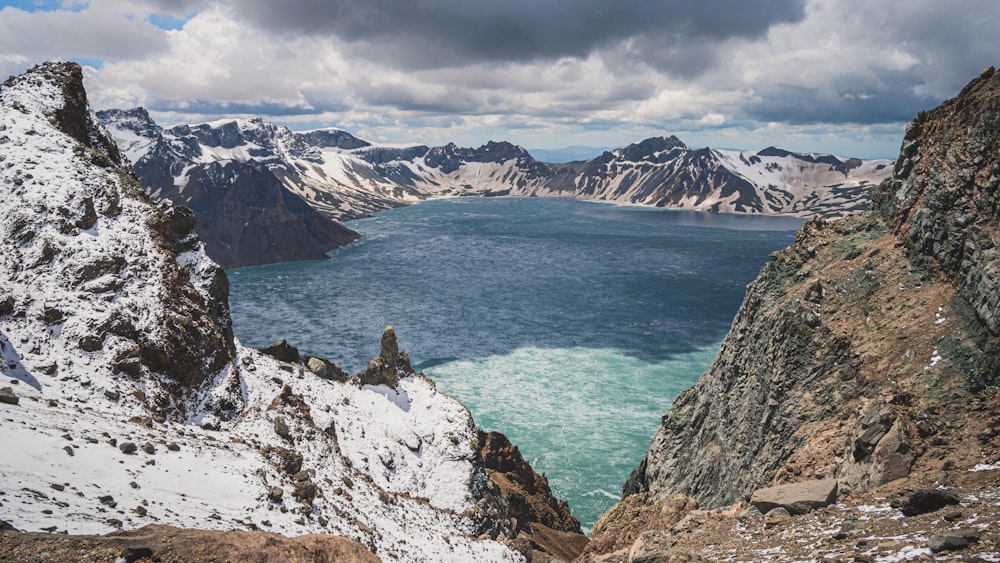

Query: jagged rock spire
left=356, top=326, right=414, bottom=388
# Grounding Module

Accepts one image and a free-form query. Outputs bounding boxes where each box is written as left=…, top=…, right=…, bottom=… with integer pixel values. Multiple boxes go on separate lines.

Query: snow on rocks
left=1, top=63, right=521, bottom=562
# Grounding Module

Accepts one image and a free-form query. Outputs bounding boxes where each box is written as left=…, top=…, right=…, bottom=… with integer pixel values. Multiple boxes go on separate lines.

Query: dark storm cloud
left=745, top=74, right=933, bottom=125
left=232, top=0, right=805, bottom=71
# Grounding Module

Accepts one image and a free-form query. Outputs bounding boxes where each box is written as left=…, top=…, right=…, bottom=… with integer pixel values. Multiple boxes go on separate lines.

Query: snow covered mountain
left=0, top=62, right=538, bottom=562
left=96, top=108, right=360, bottom=268
left=100, top=111, right=892, bottom=238
left=538, top=138, right=891, bottom=217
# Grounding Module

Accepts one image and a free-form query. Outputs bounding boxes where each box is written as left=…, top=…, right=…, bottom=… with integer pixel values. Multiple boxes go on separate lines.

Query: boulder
left=273, top=417, right=291, bottom=442
left=305, top=356, right=348, bottom=382
left=0, top=296, right=14, bottom=316
left=763, top=507, right=792, bottom=528
left=0, top=387, right=18, bottom=406
left=928, top=529, right=980, bottom=553
left=267, top=486, right=284, bottom=503
left=899, top=489, right=961, bottom=517
left=258, top=339, right=300, bottom=363
left=749, top=479, right=838, bottom=515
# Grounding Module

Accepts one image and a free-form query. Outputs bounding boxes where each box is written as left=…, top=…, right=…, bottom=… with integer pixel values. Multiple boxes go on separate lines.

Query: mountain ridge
left=98, top=109, right=891, bottom=267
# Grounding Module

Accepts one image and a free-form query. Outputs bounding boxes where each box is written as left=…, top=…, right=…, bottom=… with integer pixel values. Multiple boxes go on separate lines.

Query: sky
left=1, top=0, right=998, bottom=159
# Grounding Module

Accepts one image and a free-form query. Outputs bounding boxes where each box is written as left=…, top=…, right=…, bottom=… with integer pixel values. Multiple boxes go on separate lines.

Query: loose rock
left=763, top=507, right=792, bottom=528
left=928, top=529, right=981, bottom=553
left=258, top=339, right=300, bottom=363
left=750, top=479, right=839, bottom=515
left=0, top=387, right=18, bottom=406
left=899, top=489, right=960, bottom=516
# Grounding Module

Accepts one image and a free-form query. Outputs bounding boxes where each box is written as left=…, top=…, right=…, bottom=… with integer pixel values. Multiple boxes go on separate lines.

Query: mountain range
left=98, top=108, right=891, bottom=267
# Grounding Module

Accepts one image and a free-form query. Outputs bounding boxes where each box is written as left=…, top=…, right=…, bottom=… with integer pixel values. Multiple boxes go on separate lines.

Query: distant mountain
left=97, top=109, right=359, bottom=268
left=98, top=111, right=892, bottom=265
left=537, top=137, right=891, bottom=217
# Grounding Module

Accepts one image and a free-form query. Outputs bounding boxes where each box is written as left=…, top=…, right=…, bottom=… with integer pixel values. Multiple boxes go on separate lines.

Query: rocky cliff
left=1, top=62, right=236, bottom=413
left=1, top=62, right=573, bottom=563
left=621, top=67, right=1000, bottom=520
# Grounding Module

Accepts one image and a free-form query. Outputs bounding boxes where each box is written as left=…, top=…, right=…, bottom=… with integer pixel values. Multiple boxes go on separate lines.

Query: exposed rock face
left=355, top=326, right=412, bottom=388
left=871, top=65, right=1000, bottom=387
left=0, top=524, right=379, bottom=563
left=623, top=68, right=1000, bottom=511
left=478, top=430, right=589, bottom=560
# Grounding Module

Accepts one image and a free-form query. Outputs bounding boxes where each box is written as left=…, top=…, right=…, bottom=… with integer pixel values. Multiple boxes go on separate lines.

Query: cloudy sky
left=1, top=0, right=998, bottom=159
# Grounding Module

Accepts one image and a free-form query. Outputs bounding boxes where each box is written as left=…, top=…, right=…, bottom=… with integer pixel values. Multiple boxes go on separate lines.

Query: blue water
left=228, top=197, right=801, bottom=530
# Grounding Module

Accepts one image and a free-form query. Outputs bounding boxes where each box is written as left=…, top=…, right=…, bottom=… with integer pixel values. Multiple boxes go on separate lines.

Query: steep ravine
left=582, top=68, right=1000, bottom=562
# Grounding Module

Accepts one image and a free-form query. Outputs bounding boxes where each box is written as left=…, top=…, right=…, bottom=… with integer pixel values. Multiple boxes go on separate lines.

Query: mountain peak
left=1, top=62, right=236, bottom=420
left=616, top=136, right=688, bottom=162
left=872, top=63, right=1000, bottom=336
left=4, top=62, right=126, bottom=169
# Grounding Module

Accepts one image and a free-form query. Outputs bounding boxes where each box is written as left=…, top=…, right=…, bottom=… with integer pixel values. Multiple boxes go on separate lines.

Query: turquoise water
left=227, top=197, right=801, bottom=530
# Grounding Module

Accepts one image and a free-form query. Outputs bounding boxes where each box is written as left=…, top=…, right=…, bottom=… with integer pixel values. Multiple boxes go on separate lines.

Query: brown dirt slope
left=0, top=523, right=379, bottom=563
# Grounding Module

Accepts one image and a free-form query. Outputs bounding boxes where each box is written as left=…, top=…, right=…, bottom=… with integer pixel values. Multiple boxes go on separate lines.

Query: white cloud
left=6, top=0, right=1000, bottom=157
left=0, top=3, right=169, bottom=62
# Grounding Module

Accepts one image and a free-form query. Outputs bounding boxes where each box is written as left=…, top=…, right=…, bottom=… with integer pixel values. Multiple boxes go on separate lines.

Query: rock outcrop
left=621, top=67, right=1000, bottom=520
left=581, top=493, right=699, bottom=560
left=479, top=430, right=590, bottom=561
left=355, top=326, right=412, bottom=388
left=1, top=62, right=236, bottom=416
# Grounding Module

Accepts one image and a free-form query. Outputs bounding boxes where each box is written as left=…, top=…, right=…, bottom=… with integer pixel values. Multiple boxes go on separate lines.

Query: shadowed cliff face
left=95, top=108, right=360, bottom=269
left=174, top=160, right=359, bottom=268
left=623, top=68, right=1000, bottom=510
left=478, top=430, right=590, bottom=561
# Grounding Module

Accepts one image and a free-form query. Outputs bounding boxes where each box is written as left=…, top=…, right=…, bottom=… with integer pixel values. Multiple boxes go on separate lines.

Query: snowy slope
left=525, top=138, right=892, bottom=217
left=1, top=62, right=521, bottom=562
